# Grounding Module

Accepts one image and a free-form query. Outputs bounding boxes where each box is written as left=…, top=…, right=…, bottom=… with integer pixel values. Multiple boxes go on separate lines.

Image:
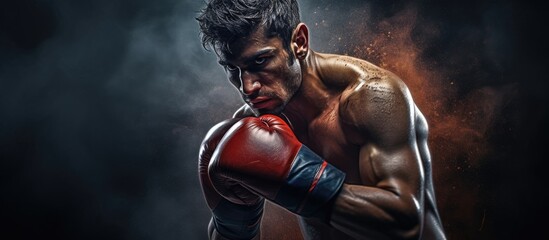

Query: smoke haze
left=1, top=0, right=546, bottom=239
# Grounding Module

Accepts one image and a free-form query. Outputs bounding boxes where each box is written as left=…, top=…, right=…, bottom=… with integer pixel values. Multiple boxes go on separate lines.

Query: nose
left=238, top=68, right=261, bottom=96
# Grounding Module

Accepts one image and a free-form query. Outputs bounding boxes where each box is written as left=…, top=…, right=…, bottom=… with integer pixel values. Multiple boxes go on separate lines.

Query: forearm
left=208, top=218, right=261, bottom=240
left=329, top=184, right=422, bottom=240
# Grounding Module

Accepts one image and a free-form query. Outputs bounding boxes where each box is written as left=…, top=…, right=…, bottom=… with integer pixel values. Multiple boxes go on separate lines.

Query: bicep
left=341, top=76, right=424, bottom=198
left=359, top=141, right=424, bottom=201
left=333, top=76, right=428, bottom=237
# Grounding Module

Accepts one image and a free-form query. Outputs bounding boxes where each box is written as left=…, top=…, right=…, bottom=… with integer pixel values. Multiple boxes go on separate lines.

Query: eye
left=254, top=57, right=266, bottom=65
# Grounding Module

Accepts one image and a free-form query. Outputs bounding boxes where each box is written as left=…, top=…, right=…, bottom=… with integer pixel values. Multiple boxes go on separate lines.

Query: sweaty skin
left=218, top=24, right=445, bottom=239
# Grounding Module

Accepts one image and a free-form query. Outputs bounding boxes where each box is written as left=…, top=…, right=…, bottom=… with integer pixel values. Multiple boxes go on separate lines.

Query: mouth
left=248, top=96, right=273, bottom=109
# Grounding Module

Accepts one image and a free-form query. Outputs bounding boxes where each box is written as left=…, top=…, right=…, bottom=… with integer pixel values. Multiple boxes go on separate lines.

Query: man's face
left=217, top=28, right=302, bottom=115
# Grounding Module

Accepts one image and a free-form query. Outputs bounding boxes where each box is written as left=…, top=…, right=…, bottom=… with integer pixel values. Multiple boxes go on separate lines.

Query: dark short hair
left=196, top=0, right=300, bottom=55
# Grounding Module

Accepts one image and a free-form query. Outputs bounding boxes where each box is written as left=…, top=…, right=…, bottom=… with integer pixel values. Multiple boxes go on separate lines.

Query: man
left=196, top=0, right=446, bottom=239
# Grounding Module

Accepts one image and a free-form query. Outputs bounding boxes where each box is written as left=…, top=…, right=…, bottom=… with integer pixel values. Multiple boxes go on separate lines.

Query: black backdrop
left=1, top=0, right=547, bottom=239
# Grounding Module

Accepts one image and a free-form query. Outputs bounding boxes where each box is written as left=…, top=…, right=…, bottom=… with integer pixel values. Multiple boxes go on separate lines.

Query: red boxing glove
left=199, top=118, right=264, bottom=240
left=209, top=114, right=346, bottom=220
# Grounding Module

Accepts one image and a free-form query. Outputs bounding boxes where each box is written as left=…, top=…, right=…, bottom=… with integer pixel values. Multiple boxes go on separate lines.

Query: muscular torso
left=294, top=97, right=362, bottom=184
left=275, top=102, right=442, bottom=240
left=243, top=53, right=444, bottom=239
left=291, top=94, right=363, bottom=240
left=258, top=95, right=360, bottom=239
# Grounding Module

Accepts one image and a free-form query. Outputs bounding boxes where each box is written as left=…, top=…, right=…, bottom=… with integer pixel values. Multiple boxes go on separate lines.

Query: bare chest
left=293, top=104, right=361, bottom=183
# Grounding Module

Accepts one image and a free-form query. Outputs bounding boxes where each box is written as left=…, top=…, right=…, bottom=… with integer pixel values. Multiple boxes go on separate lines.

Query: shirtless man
left=196, top=0, right=446, bottom=239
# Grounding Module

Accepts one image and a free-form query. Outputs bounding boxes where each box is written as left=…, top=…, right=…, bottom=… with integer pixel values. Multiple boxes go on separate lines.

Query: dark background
left=1, top=0, right=547, bottom=239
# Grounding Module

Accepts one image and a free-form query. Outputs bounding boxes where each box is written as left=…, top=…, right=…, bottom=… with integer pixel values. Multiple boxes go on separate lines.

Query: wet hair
left=196, top=0, right=300, bottom=57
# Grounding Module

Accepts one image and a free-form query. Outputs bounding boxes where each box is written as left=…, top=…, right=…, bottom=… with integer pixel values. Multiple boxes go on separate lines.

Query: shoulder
left=315, top=53, right=390, bottom=88
left=339, top=70, right=416, bottom=146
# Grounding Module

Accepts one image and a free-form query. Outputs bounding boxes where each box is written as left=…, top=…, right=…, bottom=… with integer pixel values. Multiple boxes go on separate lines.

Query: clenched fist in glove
left=199, top=118, right=264, bottom=240
left=209, top=114, right=346, bottom=221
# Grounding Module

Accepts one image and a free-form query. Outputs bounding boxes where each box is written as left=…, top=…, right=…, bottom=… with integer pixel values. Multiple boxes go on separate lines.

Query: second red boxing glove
left=209, top=114, right=346, bottom=220
left=199, top=118, right=264, bottom=239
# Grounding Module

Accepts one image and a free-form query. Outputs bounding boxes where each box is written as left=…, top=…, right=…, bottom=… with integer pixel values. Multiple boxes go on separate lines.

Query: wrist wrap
left=274, top=145, right=346, bottom=218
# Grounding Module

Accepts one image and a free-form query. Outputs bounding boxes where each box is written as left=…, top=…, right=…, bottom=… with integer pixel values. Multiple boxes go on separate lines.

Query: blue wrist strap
left=274, top=145, right=346, bottom=218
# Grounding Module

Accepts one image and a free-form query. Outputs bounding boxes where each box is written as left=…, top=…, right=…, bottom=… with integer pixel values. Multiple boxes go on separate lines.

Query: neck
left=282, top=51, right=330, bottom=128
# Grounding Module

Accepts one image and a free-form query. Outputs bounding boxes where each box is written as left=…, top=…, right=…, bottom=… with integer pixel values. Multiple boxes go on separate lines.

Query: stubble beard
left=252, top=56, right=302, bottom=116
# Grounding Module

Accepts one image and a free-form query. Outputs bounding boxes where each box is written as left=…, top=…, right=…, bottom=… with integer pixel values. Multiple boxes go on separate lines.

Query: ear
left=291, top=23, right=309, bottom=60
